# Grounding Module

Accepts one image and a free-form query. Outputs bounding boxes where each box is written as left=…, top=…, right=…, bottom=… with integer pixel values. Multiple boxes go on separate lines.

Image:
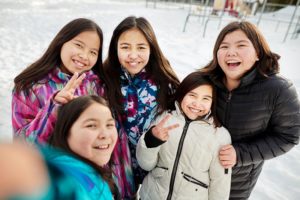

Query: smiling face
left=117, top=28, right=150, bottom=76
left=67, top=102, right=117, bottom=166
left=180, top=84, right=213, bottom=120
left=217, top=30, right=258, bottom=90
left=60, top=31, right=100, bottom=75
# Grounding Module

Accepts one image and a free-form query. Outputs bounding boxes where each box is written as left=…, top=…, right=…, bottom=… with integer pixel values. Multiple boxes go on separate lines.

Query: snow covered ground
left=0, top=0, right=299, bottom=199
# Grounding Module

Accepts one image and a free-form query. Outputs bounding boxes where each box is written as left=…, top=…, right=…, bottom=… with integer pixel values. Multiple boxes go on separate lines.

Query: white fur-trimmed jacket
left=136, top=103, right=232, bottom=200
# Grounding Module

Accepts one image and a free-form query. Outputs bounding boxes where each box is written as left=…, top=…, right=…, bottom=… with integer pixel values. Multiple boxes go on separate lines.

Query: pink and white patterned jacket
left=12, top=67, right=105, bottom=144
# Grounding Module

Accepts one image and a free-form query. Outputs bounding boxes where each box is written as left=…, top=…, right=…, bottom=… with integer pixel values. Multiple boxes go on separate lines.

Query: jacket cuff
left=233, top=143, right=241, bottom=167
left=144, top=126, right=165, bottom=148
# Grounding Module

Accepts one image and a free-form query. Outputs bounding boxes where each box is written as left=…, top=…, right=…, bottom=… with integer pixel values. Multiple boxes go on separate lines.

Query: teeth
left=74, top=60, right=84, bottom=67
left=97, top=144, right=109, bottom=149
left=128, top=62, right=138, bottom=66
left=190, top=108, right=201, bottom=113
left=226, top=61, right=240, bottom=65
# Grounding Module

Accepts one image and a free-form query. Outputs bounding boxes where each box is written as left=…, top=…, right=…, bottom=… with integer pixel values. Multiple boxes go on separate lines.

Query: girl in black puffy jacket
left=200, top=21, right=300, bottom=200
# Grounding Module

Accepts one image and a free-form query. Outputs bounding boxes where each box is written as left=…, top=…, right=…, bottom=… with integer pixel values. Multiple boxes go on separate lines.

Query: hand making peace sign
left=152, top=114, right=180, bottom=141
left=54, top=72, right=86, bottom=104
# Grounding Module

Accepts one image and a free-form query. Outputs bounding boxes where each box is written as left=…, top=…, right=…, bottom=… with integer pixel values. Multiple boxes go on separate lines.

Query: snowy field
left=0, top=0, right=299, bottom=199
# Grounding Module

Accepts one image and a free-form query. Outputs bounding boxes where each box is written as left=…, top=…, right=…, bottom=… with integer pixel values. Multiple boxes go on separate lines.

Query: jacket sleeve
left=209, top=128, right=232, bottom=200
left=136, top=113, right=166, bottom=171
left=235, top=80, right=300, bottom=167
left=136, top=132, right=162, bottom=171
left=12, top=89, right=60, bottom=144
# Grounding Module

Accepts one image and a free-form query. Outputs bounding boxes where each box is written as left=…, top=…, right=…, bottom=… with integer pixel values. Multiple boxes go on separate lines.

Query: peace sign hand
left=54, top=72, right=86, bottom=104
left=152, top=114, right=180, bottom=141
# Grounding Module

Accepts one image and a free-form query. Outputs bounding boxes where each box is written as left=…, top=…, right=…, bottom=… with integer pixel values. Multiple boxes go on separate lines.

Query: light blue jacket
left=46, top=148, right=113, bottom=200
left=10, top=147, right=113, bottom=200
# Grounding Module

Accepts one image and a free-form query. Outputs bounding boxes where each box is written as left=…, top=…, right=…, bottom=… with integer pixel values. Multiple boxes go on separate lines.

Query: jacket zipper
left=224, top=91, right=232, bottom=126
left=166, top=120, right=191, bottom=200
left=227, top=92, right=232, bottom=102
left=182, top=172, right=208, bottom=189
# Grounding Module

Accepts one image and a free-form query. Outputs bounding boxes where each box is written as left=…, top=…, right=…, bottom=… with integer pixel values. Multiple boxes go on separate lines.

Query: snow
left=0, top=0, right=299, bottom=199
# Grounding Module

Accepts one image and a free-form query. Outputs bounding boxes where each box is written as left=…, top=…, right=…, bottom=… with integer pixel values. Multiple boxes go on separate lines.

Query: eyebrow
left=221, top=39, right=250, bottom=44
left=82, top=119, right=98, bottom=123
left=107, top=118, right=115, bottom=122
left=119, top=42, right=148, bottom=46
left=204, top=95, right=213, bottom=99
left=189, top=91, right=212, bottom=98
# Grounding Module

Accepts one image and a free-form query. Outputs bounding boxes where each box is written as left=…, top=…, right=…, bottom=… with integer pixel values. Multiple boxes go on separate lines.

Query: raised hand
left=54, top=72, right=86, bottom=104
left=152, top=114, right=179, bottom=141
left=219, top=144, right=237, bottom=168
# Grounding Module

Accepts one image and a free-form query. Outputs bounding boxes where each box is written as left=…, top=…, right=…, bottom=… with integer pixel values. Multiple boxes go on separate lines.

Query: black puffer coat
left=211, top=69, right=300, bottom=200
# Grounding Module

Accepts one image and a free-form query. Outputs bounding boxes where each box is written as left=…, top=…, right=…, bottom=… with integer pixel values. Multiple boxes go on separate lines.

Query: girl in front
left=136, top=72, right=231, bottom=200
left=104, top=16, right=180, bottom=198
left=1, top=96, right=118, bottom=200
left=48, top=95, right=118, bottom=199
left=12, top=18, right=105, bottom=143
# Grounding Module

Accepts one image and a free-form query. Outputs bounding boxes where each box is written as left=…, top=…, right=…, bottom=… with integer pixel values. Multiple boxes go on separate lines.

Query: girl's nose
left=192, top=101, right=200, bottom=107
left=97, top=129, right=105, bottom=139
left=128, top=50, right=138, bottom=59
left=226, top=47, right=237, bottom=56
left=97, top=127, right=110, bottom=139
left=79, top=50, right=89, bottom=60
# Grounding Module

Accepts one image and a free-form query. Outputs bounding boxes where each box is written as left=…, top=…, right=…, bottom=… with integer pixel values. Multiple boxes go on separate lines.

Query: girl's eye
left=120, top=46, right=129, bottom=50
left=86, top=124, right=97, bottom=128
left=90, top=51, right=98, bottom=56
left=107, top=123, right=115, bottom=129
left=188, top=93, right=196, bottom=97
left=219, top=45, right=228, bottom=49
left=75, top=43, right=83, bottom=48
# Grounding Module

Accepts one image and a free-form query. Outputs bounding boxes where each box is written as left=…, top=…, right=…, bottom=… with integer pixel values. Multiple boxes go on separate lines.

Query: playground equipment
left=182, top=0, right=252, bottom=36
left=145, top=0, right=300, bottom=41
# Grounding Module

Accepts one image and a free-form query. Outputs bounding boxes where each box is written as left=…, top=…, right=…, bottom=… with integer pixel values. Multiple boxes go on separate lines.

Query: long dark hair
left=175, top=72, right=221, bottom=127
left=103, top=16, right=179, bottom=116
left=200, top=21, right=280, bottom=80
left=14, top=18, right=104, bottom=93
left=48, top=95, right=116, bottom=196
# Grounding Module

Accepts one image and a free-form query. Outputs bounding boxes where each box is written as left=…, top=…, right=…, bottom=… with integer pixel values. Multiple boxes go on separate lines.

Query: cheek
left=242, top=51, right=257, bottom=68
left=141, top=51, right=150, bottom=66
left=111, top=129, right=118, bottom=148
left=118, top=54, right=126, bottom=65
left=68, top=136, right=92, bottom=155
left=142, top=51, right=150, bottom=61
left=204, top=101, right=213, bottom=111
left=90, top=56, right=98, bottom=66
left=180, top=99, right=187, bottom=110
left=217, top=51, right=225, bottom=64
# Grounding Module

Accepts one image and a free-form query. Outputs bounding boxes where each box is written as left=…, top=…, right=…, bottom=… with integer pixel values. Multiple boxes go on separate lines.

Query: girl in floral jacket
left=103, top=16, right=180, bottom=199
left=12, top=18, right=105, bottom=143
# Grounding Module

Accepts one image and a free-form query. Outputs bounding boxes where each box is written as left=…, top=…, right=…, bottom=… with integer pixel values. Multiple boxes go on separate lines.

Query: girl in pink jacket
left=12, top=18, right=105, bottom=143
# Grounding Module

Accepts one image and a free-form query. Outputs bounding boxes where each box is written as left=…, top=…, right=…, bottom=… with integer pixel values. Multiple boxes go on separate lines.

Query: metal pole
left=283, top=0, right=300, bottom=42
left=183, top=14, right=191, bottom=32
left=292, top=16, right=300, bottom=39
left=257, top=0, right=268, bottom=26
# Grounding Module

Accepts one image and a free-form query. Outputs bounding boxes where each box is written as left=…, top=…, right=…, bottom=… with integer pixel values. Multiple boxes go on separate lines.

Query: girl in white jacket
left=136, top=72, right=231, bottom=200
